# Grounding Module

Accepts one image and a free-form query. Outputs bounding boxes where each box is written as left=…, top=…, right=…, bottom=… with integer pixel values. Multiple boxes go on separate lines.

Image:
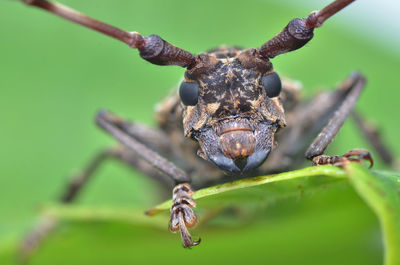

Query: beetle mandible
left=17, top=0, right=394, bottom=256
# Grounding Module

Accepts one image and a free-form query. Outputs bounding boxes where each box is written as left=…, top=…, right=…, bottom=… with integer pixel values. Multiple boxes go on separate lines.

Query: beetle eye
left=179, top=81, right=199, bottom=106
left=261, top=72, right=282, bottom=98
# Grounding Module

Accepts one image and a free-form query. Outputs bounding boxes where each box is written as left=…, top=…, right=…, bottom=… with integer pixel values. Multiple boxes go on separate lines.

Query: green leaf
left=345, top=164, right=400, bottom=265
left=147, top=165, right=347, bottom=215
left=3, top=165, right=400, bottom=265
left=41, top=166, right=347, bottom=221
left=41, top=165, right=400, bottom=265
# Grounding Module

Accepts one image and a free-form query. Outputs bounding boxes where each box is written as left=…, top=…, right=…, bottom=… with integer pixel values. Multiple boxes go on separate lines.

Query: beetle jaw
left=196, top=121, right=276, bottom=174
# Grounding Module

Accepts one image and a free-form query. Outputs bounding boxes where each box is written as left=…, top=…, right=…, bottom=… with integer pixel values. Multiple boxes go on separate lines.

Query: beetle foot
left=312, top=148, right=373, bottom=168
left=169, top=183, right=200, bottom=248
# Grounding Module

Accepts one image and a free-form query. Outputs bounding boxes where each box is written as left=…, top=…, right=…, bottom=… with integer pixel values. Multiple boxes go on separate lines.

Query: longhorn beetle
left=18, top=0, right=394, bottom=257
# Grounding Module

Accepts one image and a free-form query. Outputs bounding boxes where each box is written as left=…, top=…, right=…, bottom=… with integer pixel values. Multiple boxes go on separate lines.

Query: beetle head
left=180, top=47, right=286, bottom=174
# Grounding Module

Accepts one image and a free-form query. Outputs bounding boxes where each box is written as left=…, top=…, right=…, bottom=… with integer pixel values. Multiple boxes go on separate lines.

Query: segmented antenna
left=258, top=0, right=355, bottom=58
left=21, top=0, right=197, bottom=68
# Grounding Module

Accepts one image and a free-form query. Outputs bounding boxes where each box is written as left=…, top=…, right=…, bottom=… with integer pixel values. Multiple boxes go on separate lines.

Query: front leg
left=312, top=149, right=373, bottom=168
left=96, top=110, right=200, bottom=248
left=96, top=110, right=191, bottom=184
left=21, top=111, right=200, bottom=261
left=169, top=183, right=200, bottom=248
left=305, top=73, right=373, bottom=167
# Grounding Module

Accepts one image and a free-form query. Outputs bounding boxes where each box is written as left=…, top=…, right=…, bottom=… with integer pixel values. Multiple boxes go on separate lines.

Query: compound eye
left=261, top=72, right=282, bottom=98
left=179, top=81, right=199, bottom=106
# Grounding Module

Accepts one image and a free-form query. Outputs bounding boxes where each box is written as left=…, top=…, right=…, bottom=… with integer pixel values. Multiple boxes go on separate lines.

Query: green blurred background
left=0, top=0, right=399, bottom=264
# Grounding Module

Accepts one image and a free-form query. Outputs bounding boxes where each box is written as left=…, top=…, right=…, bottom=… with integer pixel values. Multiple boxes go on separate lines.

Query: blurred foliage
left=0, top=0, right=399, bottom=265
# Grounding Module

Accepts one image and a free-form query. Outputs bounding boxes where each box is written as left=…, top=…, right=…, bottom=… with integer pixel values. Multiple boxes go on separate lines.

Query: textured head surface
left=181, top=47, right=286, bottom=173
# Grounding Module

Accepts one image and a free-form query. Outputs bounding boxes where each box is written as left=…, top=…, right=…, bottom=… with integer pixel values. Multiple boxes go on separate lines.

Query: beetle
left=15, top=0, right=395, bottom=257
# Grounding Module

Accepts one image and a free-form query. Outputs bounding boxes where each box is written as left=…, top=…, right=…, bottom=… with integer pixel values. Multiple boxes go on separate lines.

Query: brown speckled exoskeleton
left=19, top=0, right=394, bottom=257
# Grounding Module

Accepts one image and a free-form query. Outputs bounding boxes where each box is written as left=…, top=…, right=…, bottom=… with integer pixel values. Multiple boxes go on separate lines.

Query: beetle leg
left=305, top=72, right=366, bottom=159
left=312, top=149, right=373, bottom=168
left=20, top=112, right=195, bottom=260
left=169, top=183, right=200, bottom=248
left=97, top=111, right=201, bottom=247
left=264, top=72, right=366, bottom=172
left=266, top=72, right=394, bottom=173
left=19, top=147, right=177, bottom=261
left=19, top=147, right=122, bottom=261
left=351, top=111, right=394, bottom=165
left=19, top=216, right=57, bottom=263
left=96, top=110, right=191, bottom=184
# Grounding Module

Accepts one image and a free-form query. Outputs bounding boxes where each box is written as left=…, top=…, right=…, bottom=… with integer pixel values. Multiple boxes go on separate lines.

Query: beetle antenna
left=20, top=0, right=197, bottom=68
left=258, top=0, right=355, bottom=59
